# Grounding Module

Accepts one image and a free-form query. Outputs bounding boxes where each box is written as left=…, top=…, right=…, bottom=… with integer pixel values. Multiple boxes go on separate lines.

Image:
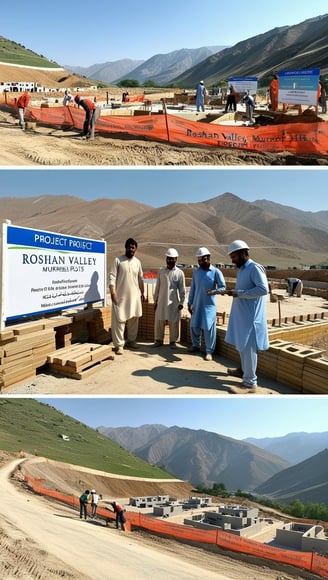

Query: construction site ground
left=0, top=453, right=321, bottom=580
left=5, top=292, right=327, bottom=396
left=1, top=106, right=328, bottom=166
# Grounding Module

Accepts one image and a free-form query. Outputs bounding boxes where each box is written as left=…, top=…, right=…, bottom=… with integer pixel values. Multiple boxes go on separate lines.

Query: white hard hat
left=165, top=248, right=179, bottom=258
left=91, top=489, right=96, bottom=493
left=196, top=247, right=210, bottom=257
left=227, top=240, right=249, bottom=255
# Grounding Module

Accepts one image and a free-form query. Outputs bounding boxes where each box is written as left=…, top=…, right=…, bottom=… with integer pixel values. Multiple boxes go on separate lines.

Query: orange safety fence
left=125, top=95, right=146, bottom=103
left=24, top=474, right=328, bottom=578
left=2, top=96, right=328, bottom=156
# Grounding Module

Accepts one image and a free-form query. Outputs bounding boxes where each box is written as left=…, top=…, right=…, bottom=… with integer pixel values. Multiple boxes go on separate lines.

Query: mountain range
left=64, top=46, right=224, bottom=85
left=99, top=424, right=328, bottom=503
left=245, top=431, right=328, bottom=465
left=0, top=193, right=327, bottom=268
left=63, top=14, right=328, bottom=86
left=254, top=449, right=328, bottom=504
left=1, top=398, right=328, bottom=505
left=98, top=424, right=289, bottom=490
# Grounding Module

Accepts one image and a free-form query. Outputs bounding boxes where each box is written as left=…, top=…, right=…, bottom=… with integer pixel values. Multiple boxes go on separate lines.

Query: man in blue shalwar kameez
left=225, top=240, right=269, bottom=393
left=188, top=247, right=226, bottom=361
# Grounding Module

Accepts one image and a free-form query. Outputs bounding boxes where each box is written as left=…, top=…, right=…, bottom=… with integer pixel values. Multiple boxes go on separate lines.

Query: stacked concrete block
left=303, top=357, right=328, bottom=394
left=137, top=301, right=155, bottom=341
left=257, top=340, right=292, bottom=380
left=276, top=344, right=323, bottom=391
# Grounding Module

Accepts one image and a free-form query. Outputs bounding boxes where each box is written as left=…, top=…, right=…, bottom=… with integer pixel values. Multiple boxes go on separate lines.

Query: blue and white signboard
left=278, top=68, right=320, bottom=106
left=1, top=223, right=107, bottom=325
left=228, top=77, right=258, bottom=95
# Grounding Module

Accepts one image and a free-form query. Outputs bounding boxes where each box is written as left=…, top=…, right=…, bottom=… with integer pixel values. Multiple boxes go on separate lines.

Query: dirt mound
left=21, top=456, right=194, bottom=500
left=0, top=64, right=92, bottom=89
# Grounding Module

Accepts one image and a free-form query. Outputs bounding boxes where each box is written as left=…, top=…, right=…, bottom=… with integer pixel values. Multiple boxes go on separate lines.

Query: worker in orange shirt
left=74, top=94, right=97, bottom=138
left=109, top=501, right=126, bottom=531
left=269, top=74, right=278, bottom=112
left=17, top=91, right=30, bottom=130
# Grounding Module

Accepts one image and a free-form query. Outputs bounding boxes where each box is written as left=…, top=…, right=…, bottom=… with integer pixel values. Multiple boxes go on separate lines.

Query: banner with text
left=228, top=77, right=258, bottom=95
left=2, top=223, right=106, bottom=323
left=278, top=68, right=320, bottom=106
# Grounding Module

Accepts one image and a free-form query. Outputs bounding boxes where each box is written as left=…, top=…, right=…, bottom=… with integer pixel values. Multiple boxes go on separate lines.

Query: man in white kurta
left=225, top=240, right=269, bottom=393
left=109, top=238, right=144, bottom=354
left=153, top=248, right=186, bottom=348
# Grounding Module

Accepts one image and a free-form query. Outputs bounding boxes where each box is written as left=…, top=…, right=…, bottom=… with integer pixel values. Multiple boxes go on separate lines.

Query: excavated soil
left=1, top=109, right=328, bottom=166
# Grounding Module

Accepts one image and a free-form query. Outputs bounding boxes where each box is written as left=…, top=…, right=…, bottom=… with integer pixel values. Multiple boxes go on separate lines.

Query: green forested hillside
left=0, top=36, right=60, bottom=68
left=0, top=398, right=175, bottom=479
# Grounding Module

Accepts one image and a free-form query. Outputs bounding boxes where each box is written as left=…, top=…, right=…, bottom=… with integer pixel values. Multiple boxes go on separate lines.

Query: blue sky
left=2, top=2, right=327, bottom=66
left=37, top=397, right=328, bottom=440
left=0, top=168, right=327, bottom=212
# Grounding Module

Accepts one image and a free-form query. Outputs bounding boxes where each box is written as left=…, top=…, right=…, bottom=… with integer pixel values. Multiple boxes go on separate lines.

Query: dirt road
left=0, top=457, right=317, bottom=580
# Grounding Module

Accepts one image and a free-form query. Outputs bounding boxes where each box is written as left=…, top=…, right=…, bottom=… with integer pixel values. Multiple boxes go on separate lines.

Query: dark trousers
left=116, top=511, right=126, bottom=530
left=80, top=500, right=87, bottom=519
left=82, top=110, right=95, bottom=136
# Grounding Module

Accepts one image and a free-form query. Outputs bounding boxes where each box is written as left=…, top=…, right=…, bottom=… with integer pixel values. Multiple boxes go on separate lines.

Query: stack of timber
left=47, top=343, right=114, bottom=379
left=0, top=321, right=57, bottom=390
left=87, top=307, right=111, bottom=344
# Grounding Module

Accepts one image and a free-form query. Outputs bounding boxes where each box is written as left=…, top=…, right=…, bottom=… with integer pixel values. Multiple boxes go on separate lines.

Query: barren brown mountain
left=1, top=193, right=327, bottom=268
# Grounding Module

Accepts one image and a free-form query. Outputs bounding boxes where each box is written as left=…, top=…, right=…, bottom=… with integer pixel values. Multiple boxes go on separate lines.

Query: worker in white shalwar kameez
left=188, top=247, right=226, bottom=361
left=109, top=238, right=144, bottom=355
left=225, top=240, right=269, bottom=393
left=153, top=248, right=186, bottom=349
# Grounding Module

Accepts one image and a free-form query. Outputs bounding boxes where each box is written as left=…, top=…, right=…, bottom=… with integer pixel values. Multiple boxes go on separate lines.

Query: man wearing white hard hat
left=225, top=240, right=269, bottom=393
left=187, top=247, right=226, bottom=361
left=153, top=248, right=186, bottom=348
left=90, top=489, right=99, bottom=518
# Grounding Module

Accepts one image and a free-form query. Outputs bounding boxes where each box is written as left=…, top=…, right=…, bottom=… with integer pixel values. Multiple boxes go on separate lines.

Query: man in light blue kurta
left=188, top=247, right=226, bottom=361
left=225, top=240, right=269, bottom=392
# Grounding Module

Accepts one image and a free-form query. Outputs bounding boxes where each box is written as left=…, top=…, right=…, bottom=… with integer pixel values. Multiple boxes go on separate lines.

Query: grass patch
left=0, top=399, right=176, bottom=479
left=0, top=36, right=61, bottom=68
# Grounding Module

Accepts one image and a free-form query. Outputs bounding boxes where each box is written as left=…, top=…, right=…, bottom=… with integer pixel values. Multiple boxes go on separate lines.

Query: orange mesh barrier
left=23, top=475, right=328, bottom=578
left=125, top=95, right=145, bottom=102
left=214, top=528, right=313, bottom=570
left=139, top=513, right=218, bottom=544
left=2, top=98, right=328, bottom=155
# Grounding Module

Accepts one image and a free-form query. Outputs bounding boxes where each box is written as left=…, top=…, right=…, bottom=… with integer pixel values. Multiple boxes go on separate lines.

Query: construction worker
left=196, top=80, right=207, bottom=112
left=269, top=74, right=279, bottom=111
left=188, top=247, right=226, bottom=361
left=109, top=501, right=126, bottom=530
left=153, top=248, right=186, bottom=348
left=286, top=277, right=303, bottom=297
left=225, top=84, right=237, bottom=112
left=16, top=91, right=30, bottom=130
left=74, top=94, right=96, bottom=138
left=225, top=240, right=269, bottom=394
left=242, top=92, right=255, bottom=123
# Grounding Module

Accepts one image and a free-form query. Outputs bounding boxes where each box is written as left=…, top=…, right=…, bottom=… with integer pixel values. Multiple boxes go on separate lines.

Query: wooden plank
left=49, top=356, right=113, bottom=378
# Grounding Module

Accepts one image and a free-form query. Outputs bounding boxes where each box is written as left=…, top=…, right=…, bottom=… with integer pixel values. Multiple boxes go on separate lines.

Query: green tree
left=117, top=79, right=140, bottom=88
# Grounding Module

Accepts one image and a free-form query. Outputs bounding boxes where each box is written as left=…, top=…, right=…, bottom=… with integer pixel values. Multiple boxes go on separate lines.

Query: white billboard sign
left=278, top=68, right=320, bottom=106
left=228, top=77, right=258, bottom=95
left=1, top=223, right=106, bottom=326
